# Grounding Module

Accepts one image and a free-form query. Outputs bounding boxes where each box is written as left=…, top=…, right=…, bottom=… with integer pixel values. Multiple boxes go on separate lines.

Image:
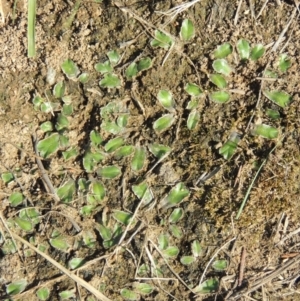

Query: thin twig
left=238, top=248, right=247, bottom=287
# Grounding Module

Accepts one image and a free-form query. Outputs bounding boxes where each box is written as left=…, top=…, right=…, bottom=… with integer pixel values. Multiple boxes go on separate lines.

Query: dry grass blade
left=8, top=231, right=112, bottom=301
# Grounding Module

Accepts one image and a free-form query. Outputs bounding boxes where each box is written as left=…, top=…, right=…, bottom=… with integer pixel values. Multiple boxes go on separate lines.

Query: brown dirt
left=1, top=0, right=300, bottom=300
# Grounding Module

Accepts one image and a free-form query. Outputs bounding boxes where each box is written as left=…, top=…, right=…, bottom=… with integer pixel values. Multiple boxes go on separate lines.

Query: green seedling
left=137, top=264, right=150, bottom=276
left=62, top=147, right=78, bottom=160
left=264, top=69, right=278, bottom=78
left=107, top=50, right=120, bottom=66
left=90, top=130, right=103, bottom=147
left=6, top=279, right=27, bottom=295
left=68, top=258, right=84, bottom=269
left=151, top=30, right=174, bottom=49
left=36, top=287, right=50, bottom=300
left=104, top=137, right=124, bottom=153
left=180, top=19, right=195, bottom=41
left=250, top=44, right=265, bottom=61
left=61, top=59, right=80, bottom=79
left=209, top=91, right=230, bottom=104
left=37, top=133, right=60, bottom=158
left=62, top=104, right=73, bottom=116
left=148, top=143, right=171, bottom=159
left=40, top=121, right=53, bottom=132
left=186, top=98, right=199, bottom=109
left=219, top=132, right=240, bottom=160
left=14, top=217, right=33, bottom=232
left=117, top=114, right=129, bottom=128
left=212, top=259, right=228, bottom=271
left=184, top=83, right=202, bottom=97
left=79, top=72, right=89, bottom=83
left=209, top=74, right=227, bottom=89
left=19, top=208, right=40, bottom=225
left=278, top=53, right=291, bottom=72
left=153, top=114, right=175, bottom=133
left=53, top=81, right=65, bottom=98
left=213, top=42, right=232, bottom=59
left=59, top=290, right=76, bottom=300
left=97, top=165, right=121, bottom=179
left=95, top=60, right=113, bottom=74
left=55, top=113, right=69, bottom=131
left=56, top=179, right=76, bottom=203
left=97, top=223, right=112, bottom=241
left=82, top=230, right=96, bottom=248
left=112, top=210, right=133, bottom=226
left=169, top=208, right=184, bottom=223
left=132, top=182, right=153, bottom=206
left=32, top=95, right=59, bottom=113
left=137, top=57, right=152, bottom=72
left=162, top=246, right=180, bottom=258
left=133, top=283, right=153, bottom=295
left=49, top=236, right=69, bottom=252
left=131, top=147, right=146, bottom=172
left=114, top=145, right=135, bottom=159
left=263, top=90, right=291, bottom=108
left=83, top=151, right=105, bottom=172
left=252, top=124, right=278, bottom=139
left=193, top=278, right=219, bottom=294
left=180, top=256, right=195, bottom=265
left=1, top=239, right=17, bottom=254
left=91, top=181, right=106, bottom=201
left=126, top=57, right=153, bottom=79
left=80, top=205, right=94, bottom=216
left=1, top=172, right=14, bottom=183
left=160, top=182, right=190, bottom=209
left=169, top=224, right=183, bottom=238
left=120, top=288, right=139, bottom=301
left=125, top=62, right=138, bottom=80
left=62, top=95, right=72, bottom=104
left=99, top=73, right=121, bottom=89
left=191, top=240, right=202, bottom=257
left=158, top=233, right=169, bottom=250
left=27, top=0, right=36, bottom=57
left=266, top=109, right=280, bottom=120
left=8, top=192, right=24, bottom=207
left=236, top=39, right=250, bottom=60
left=78, top=178, right=89, bottom=191
left=187, top=110, right=200, bottom=130
left=101, top=120, right=123, bottom=134
left=212, top=59, right=233, bottom=76
left=157, top=89, right=175, bottom=111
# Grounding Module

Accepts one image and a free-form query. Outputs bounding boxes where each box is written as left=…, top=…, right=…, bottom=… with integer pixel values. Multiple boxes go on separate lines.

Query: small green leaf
left=191, top=240, right=202, bottom=257
left=148, top=143, right=171, bottom=159
left=263, top=90, right=291, bottom=108
left=107, top=50, right=120, bottom=66
left=1, top=172, right=14, bottom=184
left=125, top=62, right=138, bottom=80
left=50, top=237, right=69, bottom=251
left=153, top=114, right=175, bottom=133
left=264, top=69, right=278, bottom=78
left=62, top=147, right=78, bottom=161
left=53, top=81, right=65, bottom=98
left=9, top=192, right=25, bottom=207
left=14, top=217, right=33, bottom=232
left=132, top=182, right=153, bottom=205
left=137, top=57, right=152, bottom=72
left=56, top=180, right=76, bottom=203
left=6, top=279, right=27, bottom=295
left=193, top=278, right=219, bottom=294
left=186, top=98, right=199, bottom=110
left=162, top=246, right=179, bottom=258
left=160, top=182, right=190, bottom=209
left=101, top=120, right=123, bottom=134
left=213, top=42, right=232, bottom=59
left=278, top=53, right=291, bottom=72
left=151, top=30, right=173, bottom=49
left=114, top=145, right=135, bottom=159
left=95, top=60, right=113, bottom=74
left=158, top=233, right=169, bottom=250
left=212, top=259, right=228, bottom=271
left=180, top=256, right=195, bottom=265
left=117, top=114, right=129, bottom=128
left=79, top=72, right=89, bottom=83
left=97, top=224, right=112, bottom=241
left=250, top=44, right=265, bottom=61
left=112, top=210, right=132, bottom=226
left=134, top=282, right=153, bottom=295
left=97, top=166, right=121, bottom=179
left=80, top=205, right=94, bottom=216
left=62, top=104, right=73, bottom=116
left=104, top=137, right=124, bottom=153
left=68, top=258, right=84, bottom=269
left=266, top=109, right=280, bottom=120
left=209, top=91, right=230, bottom=104
left=99, top=73, right=121, bottom=88
left=169, top=224, right=183, bottom=238
left=212, top=59, right=233, bottom=76
left=91, top=181, right=106, bottom=201
left=40, top=121, right=53, bottom=132
left=61, top=59, right=80, bottom=79
left=219, top=134, right=240, bottom=160
left=78, top=178, right=89, bottom=191
left=37, top=133, right=60, bottom=158
left=169, top=208, right=184, bottom=223
left=55, top=113, right=69, bottom=131
left=36, top=287, right=50, bottom=300
left=184, top=83, right=202, bottom=97
left=180, top=19, right=195, bottom=41
left=83, top=151, right=105, bottom=172
left=157, top=90, right=175, bottom=111
left=59, top=290, right=76, bottom=300
left=90, top=130, right=103, bottom=146
left=131, top=147, right=146, bottom=172
left=187, top=110, right=200, bottom=130
left=236, top=39, right=250, bottom=60
left=209, top=74, right=227, bottom=88
left=252, top=124, right=278, bottom=139
left=120, top=288, right=139, bottom=301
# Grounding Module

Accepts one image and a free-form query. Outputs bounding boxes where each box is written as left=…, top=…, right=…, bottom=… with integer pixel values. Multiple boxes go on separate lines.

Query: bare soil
left=1, top=1, right=300, bottom=300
